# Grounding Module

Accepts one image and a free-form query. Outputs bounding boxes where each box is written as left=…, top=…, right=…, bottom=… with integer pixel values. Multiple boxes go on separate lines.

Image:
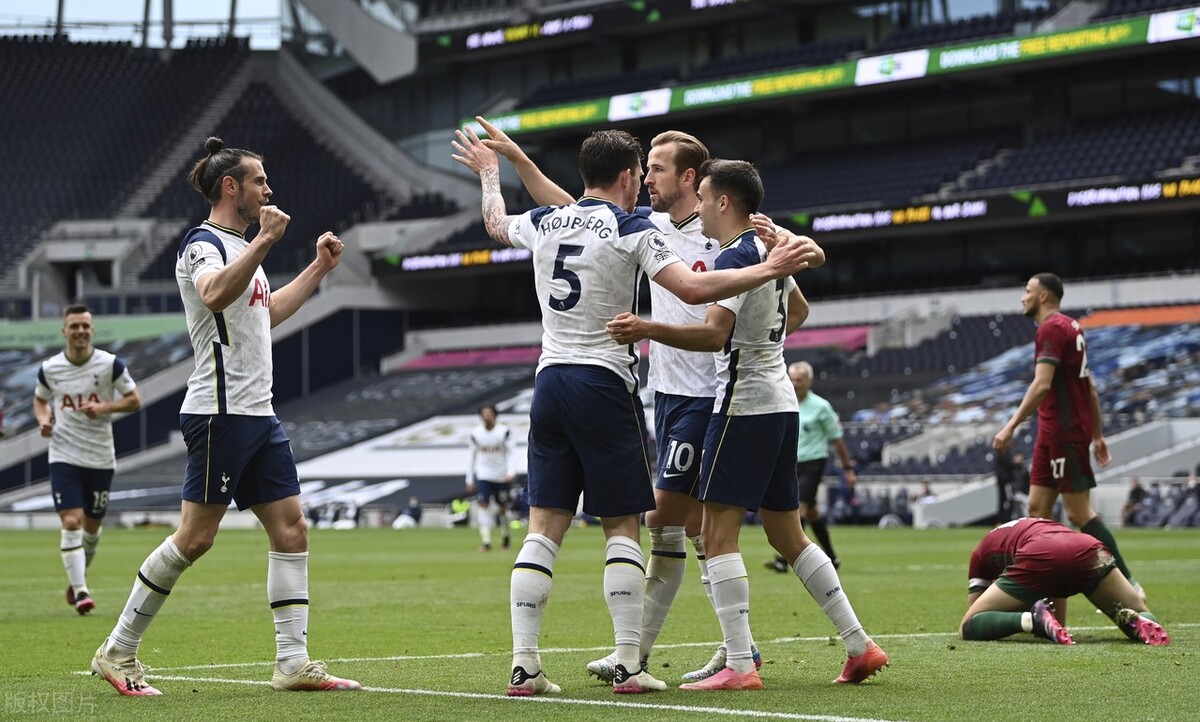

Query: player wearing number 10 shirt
left=993, top=272, right=1138, bottom=592
left=452, top=125, right=812, bottom=696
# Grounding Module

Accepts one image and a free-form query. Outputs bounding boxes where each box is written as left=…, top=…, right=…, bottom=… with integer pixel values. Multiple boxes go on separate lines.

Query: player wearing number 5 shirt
left=993, top=272, right=1139, bottom=598
left=452, top=125, right=813, bottom=696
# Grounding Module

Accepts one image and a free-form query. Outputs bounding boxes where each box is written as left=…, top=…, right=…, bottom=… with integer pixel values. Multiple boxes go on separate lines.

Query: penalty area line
left=139, top=673, right=909, bottom=722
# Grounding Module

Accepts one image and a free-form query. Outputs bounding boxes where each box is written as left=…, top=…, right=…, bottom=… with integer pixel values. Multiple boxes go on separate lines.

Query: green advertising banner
left=0, top=314, right=186, bottom=350
left=464, top=11, right=1196, bottom=136
left=929, top=17, right=1150, bottom=75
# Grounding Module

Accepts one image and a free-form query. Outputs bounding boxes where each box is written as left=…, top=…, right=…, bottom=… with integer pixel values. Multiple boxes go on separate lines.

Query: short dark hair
left=1033, top=272, right=1063, bottom=301
left=478, top=403, right=498, bottom=416
left=578, top=130, right=643, bottom=188
left=697, top=158, right=763, bottom=215
left=187, top=137, right=263, bottom=204
left=63, top=303, right=90, bottom=317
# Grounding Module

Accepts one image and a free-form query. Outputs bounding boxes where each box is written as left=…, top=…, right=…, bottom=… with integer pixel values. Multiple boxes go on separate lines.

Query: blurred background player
left=452, top=125, right=811, bottom=696
left=768, top=360, right=856, bottom=573
left=993, top=273, right=1140, bottom=596
left=608, top=159, right=886, bottom=689
left=466, top=403, right=517, bottom=551
left=34, top=304, right=141, bottom=615
left=960, top=517, right=1168, bottom=646
left=91, top=138, right=360, bottom=697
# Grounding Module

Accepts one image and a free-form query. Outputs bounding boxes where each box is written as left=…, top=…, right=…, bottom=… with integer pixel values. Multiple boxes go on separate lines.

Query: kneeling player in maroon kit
left=960, top=518, right=1168, bottom=646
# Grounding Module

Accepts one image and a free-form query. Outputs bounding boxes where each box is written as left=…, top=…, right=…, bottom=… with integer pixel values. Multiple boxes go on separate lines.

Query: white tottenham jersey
left=176, top=220, right=275, bottom=416
left=508, top=197, right=681, bottom=393
left=466, top=422, right=517, bottom=485
left=641, top=208, right=721, bottom=398
left=712, top=229, right=797, bottom=416
left=36, top=349, right=137, bottom=468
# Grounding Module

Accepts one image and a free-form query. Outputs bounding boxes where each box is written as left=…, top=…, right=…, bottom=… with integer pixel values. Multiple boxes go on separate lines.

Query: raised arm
left=753, top=214, right=826, bottom=269
left=196, top=206, right=289, bottom=312
left=268, top=232, right=344, bottom=328
left=452, top=127, right=518, bottom=246
left=474, top=116, right=575, bottom=207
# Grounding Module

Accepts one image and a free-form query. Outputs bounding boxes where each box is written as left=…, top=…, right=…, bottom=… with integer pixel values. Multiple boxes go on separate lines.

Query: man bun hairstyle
left=187, top=136, right=263, bottom=205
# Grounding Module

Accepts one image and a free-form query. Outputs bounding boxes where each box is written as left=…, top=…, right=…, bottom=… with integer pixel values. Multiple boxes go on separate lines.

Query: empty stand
left=0, top=36, right=248, bottom=276
left=688, top=37, right=866, bottom=83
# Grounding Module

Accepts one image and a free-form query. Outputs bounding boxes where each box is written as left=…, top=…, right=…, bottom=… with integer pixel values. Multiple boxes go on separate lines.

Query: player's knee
left=959, top=617, right=975, bottom=640
left=177, top=531, right=217, bottom=561
left=60, top=516, right=82, bottom=531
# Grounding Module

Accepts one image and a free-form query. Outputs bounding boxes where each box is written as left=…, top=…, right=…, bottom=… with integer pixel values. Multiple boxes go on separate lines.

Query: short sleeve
left=508, top=206, right=556, bottom=251
left=112, top=358, right=137, bottom=395
left=182, top=238, right=227, bottom=283
left=822, top=403, right=843, bottom=440
left=633, top=228, right=681, bottom=279
left=1035, top=322, right=1064, bottom=365
left=713, top=243, right=760, bottom=315
left=35, top=365, right=52, bottom=400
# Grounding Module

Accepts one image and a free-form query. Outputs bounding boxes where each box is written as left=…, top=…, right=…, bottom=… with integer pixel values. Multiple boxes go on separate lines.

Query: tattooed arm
left=452, top=126, right=518, bottom=247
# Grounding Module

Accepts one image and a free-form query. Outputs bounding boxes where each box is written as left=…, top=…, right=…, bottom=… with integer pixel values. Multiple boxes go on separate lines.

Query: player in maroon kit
left=959, top=518, right=1168, bottom=646
left=992, top=273, right=1138, bottom=594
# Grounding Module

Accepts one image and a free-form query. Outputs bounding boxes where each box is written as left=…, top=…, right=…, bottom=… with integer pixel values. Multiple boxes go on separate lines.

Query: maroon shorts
left=995, top=533, right=1115, bottom=603
left=1029, top=439, right=1095, bottom=493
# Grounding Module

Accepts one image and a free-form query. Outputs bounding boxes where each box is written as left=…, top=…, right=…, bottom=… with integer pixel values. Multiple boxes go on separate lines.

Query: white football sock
left=708, top=553, right=754, bottom=673
left=604, top=536, right=645, bottom=671
left=691, top=534, right=716, bottom=610
left=61, top=529, right=87, bottom=594
left=511, top=533, right=558, bottom=669
left=793, top=544, right=868, bottom=656
left=479, top=505, right=493, bottom=546
left=640, top=526, right=687, bottom=658
left=268, top=551, right=310, bottom=674
left=82, top=528, right=101, bottom=568
left=109, top=536, right=192, bottom=655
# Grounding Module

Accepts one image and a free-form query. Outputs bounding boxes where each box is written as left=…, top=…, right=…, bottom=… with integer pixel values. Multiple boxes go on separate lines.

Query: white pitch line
left=143, top=674, right=906, bottom=722
left=151, top=652, right=486, bottom=671
left=148, top=622, right=1199, bottom=672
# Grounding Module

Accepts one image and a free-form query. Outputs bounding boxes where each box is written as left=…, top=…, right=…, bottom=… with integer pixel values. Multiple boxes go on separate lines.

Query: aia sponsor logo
left=249, top=277, right=271, bottom=307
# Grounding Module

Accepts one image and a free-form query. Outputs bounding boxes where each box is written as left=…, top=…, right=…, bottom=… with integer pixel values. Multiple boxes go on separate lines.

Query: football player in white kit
left=607, top=159, right=889, bottom=690
left=452, top=126, right=816, bottom=697
left=34, top=304, right=141, bottom=616
left=92, top=138, right=360, bottom=696
left=466, top=403, right=518, bottom=551
left=461, top=118, right=807, bottom=681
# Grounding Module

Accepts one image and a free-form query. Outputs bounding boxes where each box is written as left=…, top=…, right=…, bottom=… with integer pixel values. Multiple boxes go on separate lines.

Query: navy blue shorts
left=699, top=412, right=799, bottom=511
left=50, top=463, right=113, bottom=519
left=526, top=365, right=656, bottom=518
left=796, top=457, right=829, bottom=506
left=180, top=414, right=300, bottom=511
left=475, top=479, right=512, bottom=505
left=654, top=392, right=713, bottom=496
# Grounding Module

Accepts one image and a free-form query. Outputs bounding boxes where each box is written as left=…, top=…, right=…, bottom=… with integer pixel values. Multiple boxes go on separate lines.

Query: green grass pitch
left=1, top=525, right=1197, bottom=721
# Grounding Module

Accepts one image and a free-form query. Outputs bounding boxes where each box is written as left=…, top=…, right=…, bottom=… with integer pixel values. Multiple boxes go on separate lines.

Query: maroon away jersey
left=1034, top=312, right=1093, bottom=444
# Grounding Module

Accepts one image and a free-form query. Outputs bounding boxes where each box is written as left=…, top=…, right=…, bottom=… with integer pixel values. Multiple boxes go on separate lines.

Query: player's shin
left=109, top=536, right=192, bottom=655
left=604, top=536, right=646, bottom=671
left=511, top=533, right=558, bottom=669
left=268, top=551, right=310, bottom=674
left=641, top=526, right=687, bottom=658
left=793, top=544, right=868, bottom=656
left=708, top=553, right=754, bottom=672
left=61, top=528, right=87, bottom=594
left=83, top=528, right=102, bottom=568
